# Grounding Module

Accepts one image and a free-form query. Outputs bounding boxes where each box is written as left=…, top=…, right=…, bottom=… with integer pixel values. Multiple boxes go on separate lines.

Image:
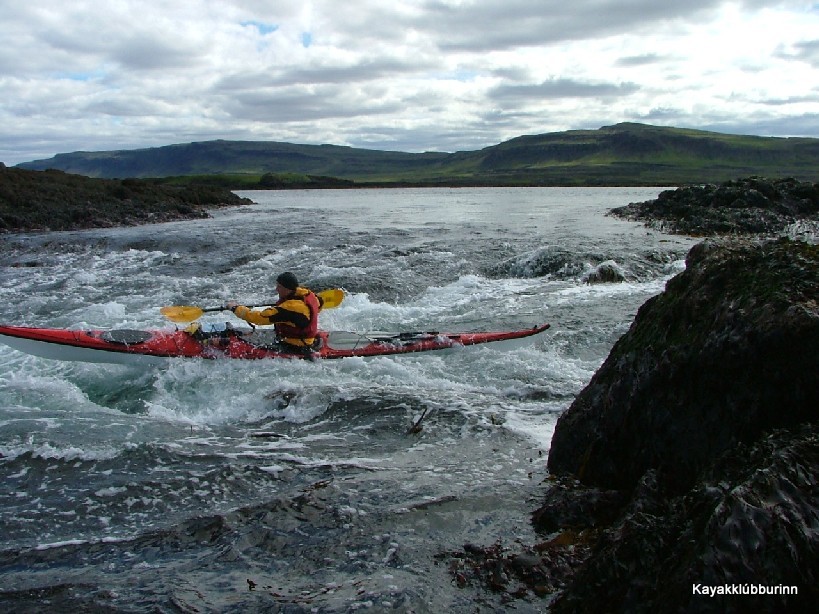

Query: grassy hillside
left=16, top=123, right=819, bottom=186
left=18, top=141, right=451, bottom=183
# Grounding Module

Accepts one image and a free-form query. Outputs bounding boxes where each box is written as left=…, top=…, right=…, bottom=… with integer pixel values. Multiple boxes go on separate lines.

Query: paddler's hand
left=225, top=301, right=239, bottom=313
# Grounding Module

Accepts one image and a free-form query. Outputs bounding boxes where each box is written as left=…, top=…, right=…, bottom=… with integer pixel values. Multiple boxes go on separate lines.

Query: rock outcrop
left=548, top=238, right=818, bottom=492
left=539, top=238, right=818, bottom=612
left=0, top=167, right=251, bottom=232
left=610, top=176, right=819, bottom=236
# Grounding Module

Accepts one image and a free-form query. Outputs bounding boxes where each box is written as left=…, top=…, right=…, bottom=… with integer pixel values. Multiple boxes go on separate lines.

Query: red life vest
left=274, top=288, right=320, bottom=345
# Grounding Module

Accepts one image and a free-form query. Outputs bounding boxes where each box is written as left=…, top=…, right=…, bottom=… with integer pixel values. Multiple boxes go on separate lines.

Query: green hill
left=16, top=123, right=819, bottom=186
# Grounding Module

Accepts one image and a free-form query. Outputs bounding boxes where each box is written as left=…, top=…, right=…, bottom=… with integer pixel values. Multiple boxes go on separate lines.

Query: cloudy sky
left=2, top=0, right=819, bottom=166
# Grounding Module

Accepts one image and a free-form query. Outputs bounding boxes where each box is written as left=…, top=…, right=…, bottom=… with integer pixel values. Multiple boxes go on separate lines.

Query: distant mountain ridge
left=16, top=123, right=819, bottom=186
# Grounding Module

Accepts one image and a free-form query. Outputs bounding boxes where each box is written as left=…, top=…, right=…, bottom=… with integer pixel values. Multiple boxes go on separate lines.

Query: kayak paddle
left=160, top=288, right=345, bottom=323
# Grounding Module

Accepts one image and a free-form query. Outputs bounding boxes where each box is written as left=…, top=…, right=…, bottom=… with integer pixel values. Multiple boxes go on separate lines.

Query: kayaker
left=225, top=272, right=322, bottom=350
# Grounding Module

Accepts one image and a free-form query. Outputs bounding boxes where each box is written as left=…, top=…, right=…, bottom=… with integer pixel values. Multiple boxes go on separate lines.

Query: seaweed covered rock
left=546, top=425, right=817, bottom=613
left=537, top=238, right=818, bottom=612
left=548, top=238, right=818, bottom=492
left=0, top=167, right=252, bottom=232
left=610, top=176, right=819, bottom=235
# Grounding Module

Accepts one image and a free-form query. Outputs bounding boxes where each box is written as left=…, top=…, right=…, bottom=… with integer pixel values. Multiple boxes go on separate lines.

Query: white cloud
left=1, top=0, right=818, bottom=165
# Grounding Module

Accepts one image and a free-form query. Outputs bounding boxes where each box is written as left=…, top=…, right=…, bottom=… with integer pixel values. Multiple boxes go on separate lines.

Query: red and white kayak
left=0, top=323, right=550, bottom=366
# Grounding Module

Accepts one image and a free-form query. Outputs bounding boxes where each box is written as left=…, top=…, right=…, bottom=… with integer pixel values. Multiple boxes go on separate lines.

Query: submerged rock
left=536, top=238, right=818, bottom=612
left=583, top=259, right=628, bottom=284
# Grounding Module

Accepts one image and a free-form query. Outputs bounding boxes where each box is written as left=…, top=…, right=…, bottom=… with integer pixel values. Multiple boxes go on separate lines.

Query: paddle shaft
left=199, top=303, right=273, bottom=314
left=160, top=288, right=344, bottom=323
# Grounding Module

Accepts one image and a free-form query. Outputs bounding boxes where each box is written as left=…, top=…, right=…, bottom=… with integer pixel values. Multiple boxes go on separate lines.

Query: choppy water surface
left=0, top=188, right=694, bottom=611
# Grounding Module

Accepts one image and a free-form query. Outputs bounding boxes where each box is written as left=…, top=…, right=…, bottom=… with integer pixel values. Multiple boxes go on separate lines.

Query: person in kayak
left=225, top=272, right=322, bottom=349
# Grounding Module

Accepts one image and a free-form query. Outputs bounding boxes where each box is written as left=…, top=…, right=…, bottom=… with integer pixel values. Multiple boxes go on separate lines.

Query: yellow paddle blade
left=159, top=305, right=206, bottom=323
left=318, top=288, right=345, bottom=309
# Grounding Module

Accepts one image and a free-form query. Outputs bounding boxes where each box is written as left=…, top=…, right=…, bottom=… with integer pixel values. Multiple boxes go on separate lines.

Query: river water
left=0, top=188, right=694, bottom=612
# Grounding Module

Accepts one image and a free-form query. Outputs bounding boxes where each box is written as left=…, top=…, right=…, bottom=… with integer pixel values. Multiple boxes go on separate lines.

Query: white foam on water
left=0, top=436, right=124, bottom=462
left=1, top=367, right=106, bottom=413
left=0, top=188, right=697, bottom=602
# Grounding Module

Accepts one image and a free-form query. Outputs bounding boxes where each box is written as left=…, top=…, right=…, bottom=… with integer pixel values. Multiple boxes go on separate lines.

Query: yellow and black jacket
left=233, top=287, right=321, bottom=347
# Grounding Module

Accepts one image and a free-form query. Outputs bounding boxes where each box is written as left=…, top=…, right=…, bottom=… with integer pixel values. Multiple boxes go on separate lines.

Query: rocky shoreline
left=0, top=165, right=251, bottom=233
left=445, top=180, right=818, bottom=612
left=609, top=176, right=819, bottom=237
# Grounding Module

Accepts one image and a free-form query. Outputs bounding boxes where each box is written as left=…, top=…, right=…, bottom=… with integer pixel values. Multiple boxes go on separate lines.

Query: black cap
left=276, top=271, right=299, bottom=290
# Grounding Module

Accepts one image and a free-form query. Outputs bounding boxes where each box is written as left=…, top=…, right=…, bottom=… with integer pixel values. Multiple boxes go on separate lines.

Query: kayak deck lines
left=0, top=323, right=550, bottom=365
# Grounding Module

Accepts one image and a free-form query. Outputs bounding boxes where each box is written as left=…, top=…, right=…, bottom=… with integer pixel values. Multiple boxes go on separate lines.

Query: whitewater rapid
left=0, top=187, right=694, bottom=611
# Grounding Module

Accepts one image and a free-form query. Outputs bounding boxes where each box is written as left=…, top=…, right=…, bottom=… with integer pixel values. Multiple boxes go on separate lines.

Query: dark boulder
left=536, top=237, right=818, bottom=612
left=546, top=425, right=817, bottom=613
left=548, top=238, right=818, bottom=493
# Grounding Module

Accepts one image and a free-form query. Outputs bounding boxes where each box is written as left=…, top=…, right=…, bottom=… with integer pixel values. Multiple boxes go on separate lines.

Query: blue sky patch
left=54, top=69, right=106, bottom=82
left=242, top=20, right=278, bottom=36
